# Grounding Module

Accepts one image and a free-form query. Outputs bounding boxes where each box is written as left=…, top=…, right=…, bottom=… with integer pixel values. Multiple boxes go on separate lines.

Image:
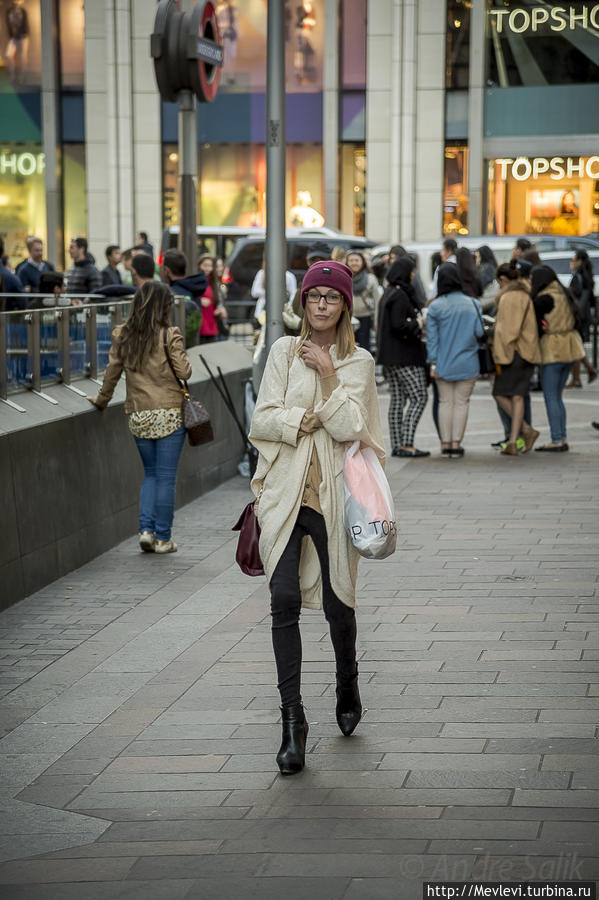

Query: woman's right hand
left=201, top=296, right=212, bottom=308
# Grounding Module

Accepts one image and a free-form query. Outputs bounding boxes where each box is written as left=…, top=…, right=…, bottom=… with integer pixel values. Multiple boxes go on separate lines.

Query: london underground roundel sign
left=151, top=0, right=223, bottom=104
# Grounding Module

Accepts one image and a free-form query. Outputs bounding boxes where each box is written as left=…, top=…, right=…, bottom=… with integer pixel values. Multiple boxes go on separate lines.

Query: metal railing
left=0, top=293, right=256, bottom=411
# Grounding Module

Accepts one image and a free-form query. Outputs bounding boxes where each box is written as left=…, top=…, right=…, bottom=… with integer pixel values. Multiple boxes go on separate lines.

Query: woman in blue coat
left=426, top=263, right=484, bottom=457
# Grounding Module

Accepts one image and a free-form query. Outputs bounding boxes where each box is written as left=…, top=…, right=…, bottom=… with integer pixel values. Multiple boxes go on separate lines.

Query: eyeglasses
left=306, top=289, right=342, bottom=305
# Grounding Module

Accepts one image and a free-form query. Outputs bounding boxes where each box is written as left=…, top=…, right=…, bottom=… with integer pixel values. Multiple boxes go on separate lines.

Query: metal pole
left=264, top=0, right=286, bottom=356
left=40, top=0, right=63, bottom=269
left=178, top=89, right=198, bottom=274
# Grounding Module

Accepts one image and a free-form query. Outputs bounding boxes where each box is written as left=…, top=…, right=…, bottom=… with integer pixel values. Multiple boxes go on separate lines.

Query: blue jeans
left=541, top=362, right=573, bottom=443
left=133, top=426, right=186, bottom=540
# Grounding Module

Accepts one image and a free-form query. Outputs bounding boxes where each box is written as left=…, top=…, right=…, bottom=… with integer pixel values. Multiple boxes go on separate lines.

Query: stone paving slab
left=0, top=381, right=598, bottom=896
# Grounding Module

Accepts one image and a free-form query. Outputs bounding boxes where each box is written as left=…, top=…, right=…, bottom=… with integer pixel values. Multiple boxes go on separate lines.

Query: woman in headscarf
left=530, top=265, right=585, bottom=452
left=377, top=257, right=429, bottom=457
left=426, top=263, right=484, bottom=457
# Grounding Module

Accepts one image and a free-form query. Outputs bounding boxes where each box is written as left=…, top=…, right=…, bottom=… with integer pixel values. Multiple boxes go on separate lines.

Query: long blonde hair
left=296, top=305, right=356, bottom=360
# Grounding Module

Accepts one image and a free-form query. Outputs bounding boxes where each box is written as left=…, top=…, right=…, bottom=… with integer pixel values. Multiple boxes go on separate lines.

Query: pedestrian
left=0, top=236, right=25, bottom=310
left=161, top=249, right=207, bottom=347
left=521, top=246, right=542, bottom=267
left=16, top=237, right=54, bottom=292
left=330, top=246, right=347, bottom=264
left=251, top=256, right=297, bottom=319
left=456, top=247, right=482, bottom=298
left=491, top=261, right=541, bottom=455
left=430, top=238, right=457, bottom=298
left=101, top=245, right=122, bottom=286
left=28, top=272, right=66, bottom=308
left=346, top=249, right=381, bottom=351
left=377, top=257, right=429, bottom=458
left=511, top=237, right=532, bottom=261
left=566, top=250, right=596, bottom=387
left=426, top=263, right=484, bottom=458
left=249, top=260, right=385, bottom=775
left=384, top=245, right=427, bottom=307
left=531, top=265, right=585, bottom=452
left=475, top=244, right=499, bottom=312
left=65, top=237, right=102, bottom=296
left=89, top=282, right=191, bottom=553
left=136, top=231, right=154, bottom=257
left=198, top=253, right=228, bottom=343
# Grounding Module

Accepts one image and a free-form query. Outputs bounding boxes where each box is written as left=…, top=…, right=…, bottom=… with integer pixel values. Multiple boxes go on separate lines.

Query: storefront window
left=215, top=0, right=324, bottom=94
left=342, top=0, right=366, bottom=90
left=59, top=0, right=85, bottom=90
left=486, top=155, right=599, bottom=235
left=446, top=0, right=470, bottom=89
left=162, top=142, right=323, bottom=229
left=63, top=144, right=86, bottom=265
left=340, top=143, right=365, bottom=235
left=443, top=143, right=469, bottom=235
left=486, top=0, right=599, bottom=86
left=0, top=0, right=42, bottom=91
left=0, top=142, right=46, bottom=265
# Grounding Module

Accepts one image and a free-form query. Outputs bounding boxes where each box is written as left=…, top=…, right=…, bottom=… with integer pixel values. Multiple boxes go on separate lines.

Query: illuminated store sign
left=0, top=152, right=45, bottom=176
left=489, top=4, right=599, bottom=34
left=496, top=156, right=599, bottom=181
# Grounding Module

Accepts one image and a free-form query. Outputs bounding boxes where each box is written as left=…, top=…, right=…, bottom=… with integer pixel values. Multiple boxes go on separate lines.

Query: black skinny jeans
left=270, top=506, right=357, bottom=707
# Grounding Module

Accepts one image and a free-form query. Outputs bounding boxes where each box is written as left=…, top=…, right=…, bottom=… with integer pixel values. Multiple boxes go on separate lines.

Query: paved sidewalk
left=0, top=379, right=598, bottom=899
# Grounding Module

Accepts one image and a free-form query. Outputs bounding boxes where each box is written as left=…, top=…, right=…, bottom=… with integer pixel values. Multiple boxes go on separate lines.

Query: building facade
left=1, top=0, right=598, bottom=271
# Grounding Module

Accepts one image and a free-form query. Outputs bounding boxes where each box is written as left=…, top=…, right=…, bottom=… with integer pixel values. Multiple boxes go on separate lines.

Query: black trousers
left=269, top=506, right=357, bottom=707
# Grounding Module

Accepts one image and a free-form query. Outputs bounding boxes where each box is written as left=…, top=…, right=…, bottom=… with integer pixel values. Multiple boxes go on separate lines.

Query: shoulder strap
left=468, top=296, right=486, bottom=334
left=163, top=328, right=187, bottom=393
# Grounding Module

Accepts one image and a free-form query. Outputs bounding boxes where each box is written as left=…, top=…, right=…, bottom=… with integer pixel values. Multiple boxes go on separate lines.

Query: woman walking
left=426, top=263, right=484, bottom=457
left=566, top=250, right=596, bottom=387
left=456, top=247, right=483, bottom=299
left=198, top=253, right=228, bottom=343
left=377, top=257, right=429, bottom=458
left=249, top=260, right=384, bottom=775
left=346, top=250, right=381, bottom=351
left=492, top=261, right=541, bottom=455
left=91, top=282, right=190, bottom=553
left=531, top=265, right=585, bottom=452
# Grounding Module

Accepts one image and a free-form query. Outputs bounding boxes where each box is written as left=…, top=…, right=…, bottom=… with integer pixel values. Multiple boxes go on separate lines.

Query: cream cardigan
left=249, top=336, right=385, bottom=610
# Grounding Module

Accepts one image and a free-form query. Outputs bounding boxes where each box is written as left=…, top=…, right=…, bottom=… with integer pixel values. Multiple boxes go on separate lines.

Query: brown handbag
left=163, top=330, right=214, bottom=446
left=232, top=501, right=264, bottom=576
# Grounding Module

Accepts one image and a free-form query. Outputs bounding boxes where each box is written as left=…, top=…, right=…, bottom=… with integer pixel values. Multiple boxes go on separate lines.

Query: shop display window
left=0, top=141, right=46, bottom=266
left=486, top=155, right=599, bottom=235
left=59, top=0, right=84, bottom=90
left=443, top=144, right=469, bottom=235
left=340, top=143, right=365, bottom=236
left=215, top=0, right=324, bottom=94
left=162, top=142, right=323, bottom=231
left=486, top=0, right=599, bottom=86
left=63, top=143, right=86, bottom=266
left=0, top=0, right=42, bottom=92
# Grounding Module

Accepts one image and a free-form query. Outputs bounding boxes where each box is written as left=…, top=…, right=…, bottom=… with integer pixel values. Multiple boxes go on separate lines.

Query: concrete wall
left=0, top=342, right=252, bottom=609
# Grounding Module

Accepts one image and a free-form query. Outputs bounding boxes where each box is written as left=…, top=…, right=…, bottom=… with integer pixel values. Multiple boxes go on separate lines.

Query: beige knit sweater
left=249, top=336, right=385, bottom=610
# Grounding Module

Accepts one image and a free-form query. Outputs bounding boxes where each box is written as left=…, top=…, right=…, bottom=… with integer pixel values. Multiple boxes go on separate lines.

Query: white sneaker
left=139, top=531, right=155, bottom=553
left=154, top=539, right=177, bottom=554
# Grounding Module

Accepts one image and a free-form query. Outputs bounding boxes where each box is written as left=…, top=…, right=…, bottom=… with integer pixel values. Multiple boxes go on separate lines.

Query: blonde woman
left=249, top=261, right=385, bottom=774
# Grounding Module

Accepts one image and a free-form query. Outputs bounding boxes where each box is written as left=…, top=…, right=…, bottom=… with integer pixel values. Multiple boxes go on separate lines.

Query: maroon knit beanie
left=301, top=260, right=353, bottom=311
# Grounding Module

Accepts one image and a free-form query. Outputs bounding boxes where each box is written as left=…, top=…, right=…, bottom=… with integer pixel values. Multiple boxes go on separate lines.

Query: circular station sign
left=151, top=0, right=223, bottom=104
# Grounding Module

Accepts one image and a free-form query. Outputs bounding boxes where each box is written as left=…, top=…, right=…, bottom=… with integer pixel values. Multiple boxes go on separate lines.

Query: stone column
left=40, top=0, right=62, bottom=268
left=467, top=0, right=486, bottom=235
left=365, top=0, right=395, bottom=240
left=323, top=0, right=339, bottom=227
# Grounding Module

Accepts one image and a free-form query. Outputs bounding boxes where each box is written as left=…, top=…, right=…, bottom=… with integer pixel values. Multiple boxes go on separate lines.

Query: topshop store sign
left=495, top=157, right=599, bottom=181
left=489, top=4, right=599, bottom=34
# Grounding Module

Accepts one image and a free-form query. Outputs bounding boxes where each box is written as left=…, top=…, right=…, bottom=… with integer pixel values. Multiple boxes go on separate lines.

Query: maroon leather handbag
left=232, top=502, right=264, bottom=577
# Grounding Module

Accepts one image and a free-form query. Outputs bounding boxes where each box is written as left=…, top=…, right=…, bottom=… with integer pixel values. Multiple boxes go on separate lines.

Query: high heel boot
left=276, top=704, right=308, bottom=775
left=335, top=671, right=362, bottom=736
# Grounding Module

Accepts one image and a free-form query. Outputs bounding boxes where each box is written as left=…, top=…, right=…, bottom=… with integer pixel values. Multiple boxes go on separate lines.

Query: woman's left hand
left=300, top=340, right=335, bottom=377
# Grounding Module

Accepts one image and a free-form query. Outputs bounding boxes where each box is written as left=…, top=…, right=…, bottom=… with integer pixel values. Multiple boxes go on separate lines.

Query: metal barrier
left=0, top=293, right=254, bottom=410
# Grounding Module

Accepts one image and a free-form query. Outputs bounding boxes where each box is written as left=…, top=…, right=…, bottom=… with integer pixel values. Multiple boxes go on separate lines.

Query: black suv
left=222, top=231, right=377, bottom=320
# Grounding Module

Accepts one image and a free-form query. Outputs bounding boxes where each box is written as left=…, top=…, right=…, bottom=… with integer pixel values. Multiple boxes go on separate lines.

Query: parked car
left=157, top=224, right=367, bottom=269
left=370, top=234, right=599, bottom=295
left=541, top=250, right=599, bottom=297
left=222, top=229, right=378, bottom=320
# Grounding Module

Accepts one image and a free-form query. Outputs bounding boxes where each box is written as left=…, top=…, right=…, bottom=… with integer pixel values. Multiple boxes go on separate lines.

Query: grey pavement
left=0, top=376, right=598, bottom=899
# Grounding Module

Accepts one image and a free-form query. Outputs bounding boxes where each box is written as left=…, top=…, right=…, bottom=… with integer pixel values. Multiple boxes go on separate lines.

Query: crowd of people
left=0, top=232, right=229, bottom=348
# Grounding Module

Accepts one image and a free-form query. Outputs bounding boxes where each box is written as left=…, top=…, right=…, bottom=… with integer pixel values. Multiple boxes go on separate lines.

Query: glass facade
left=0, top=143, right=46, bottom=261
left=443, top=143, right=469, bottom=235
left=486, top=0, right=599, bottom=87
left=445, top=0, right=470, bottom=89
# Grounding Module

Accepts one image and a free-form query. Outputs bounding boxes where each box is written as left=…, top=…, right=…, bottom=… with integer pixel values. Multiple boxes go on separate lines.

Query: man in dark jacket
left=162, top=249, right=207, bottom=347
left=0, top=236, right=26, bottom=310
left=65, top=237, right=102, bottom=295
left=101, top=245, right=122, bottom=286
left=16, top=237, right=55, bottom=292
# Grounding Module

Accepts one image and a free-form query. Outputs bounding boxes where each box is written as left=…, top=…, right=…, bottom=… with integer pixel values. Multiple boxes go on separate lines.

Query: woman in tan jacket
left=91, top=282, right=191, bottom=553
left=492, top=262, right=541, bottom=455
left=530, top=265, right=585, bottom=452
left=249, top=260, right=385, bottom=775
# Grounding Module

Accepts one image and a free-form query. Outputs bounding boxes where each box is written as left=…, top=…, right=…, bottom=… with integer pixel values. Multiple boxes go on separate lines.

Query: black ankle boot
left=276, top=704, right=308, bottom=775
left=336, top=671, right=362, bottom=736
